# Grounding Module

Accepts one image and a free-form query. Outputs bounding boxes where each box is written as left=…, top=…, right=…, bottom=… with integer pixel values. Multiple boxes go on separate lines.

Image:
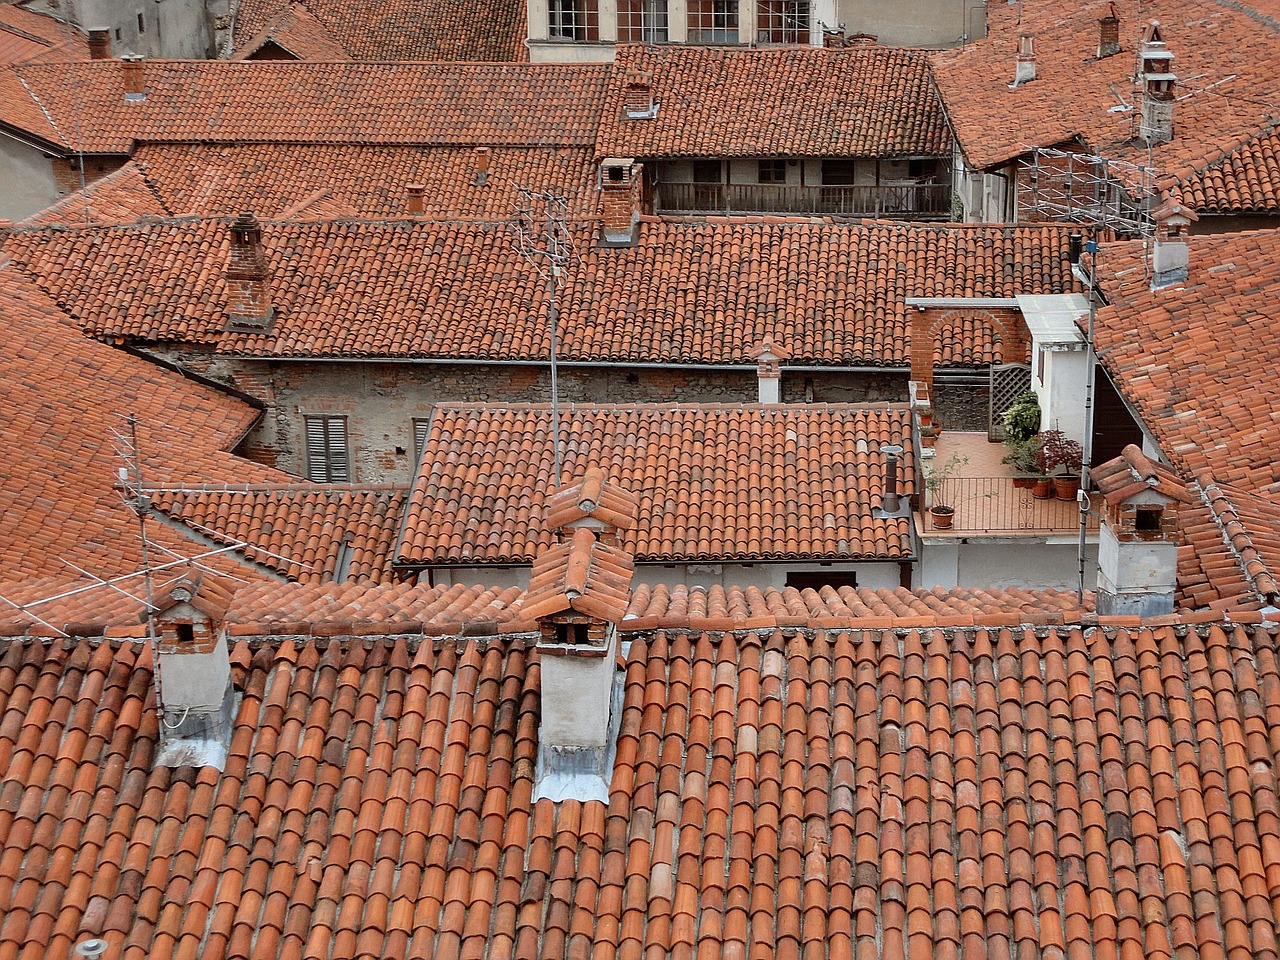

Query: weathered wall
left=931, top=382, right=988, bottom=432
left=837, top=0, right=981, bottom=45
left=918, top=538, right=1098, bottom=592
left=0, top=135, right=61, bottom=222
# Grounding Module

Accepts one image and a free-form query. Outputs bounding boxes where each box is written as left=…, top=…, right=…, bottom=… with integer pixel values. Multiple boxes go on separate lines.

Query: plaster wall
left=919, top=538, right=1097, bottom=592
left=0, top=135, right=60, bottom=221
left=158, top=634, right=231, bottom=712
left=1034, top=346, right=1088, bottom=443
left=1096, top=523, right=1177, bottom=594
left=538, top=646, right=616, bottom=747
left=837, top=0, right=981, bottom=45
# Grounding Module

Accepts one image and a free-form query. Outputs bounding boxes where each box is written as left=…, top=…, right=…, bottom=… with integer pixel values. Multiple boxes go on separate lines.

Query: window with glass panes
left=688, top=0, right=738, bottom=42
left=618, top=0, right=668, bottom=41
left=757, top=0, right=809, bottom=43
left=549, top=0, right=599, bottom=40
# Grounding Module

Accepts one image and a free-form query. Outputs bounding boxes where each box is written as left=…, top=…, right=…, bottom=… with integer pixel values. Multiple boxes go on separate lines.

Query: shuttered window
left=305, top=415, right=349, bottom=482
left=413, top=418, right=431, bottom=465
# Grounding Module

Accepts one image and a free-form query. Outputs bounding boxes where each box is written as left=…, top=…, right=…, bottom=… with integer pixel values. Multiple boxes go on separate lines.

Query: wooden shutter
left=305, top=416, right=349, bottom=482
left=413, top=418, right=431, bottom=465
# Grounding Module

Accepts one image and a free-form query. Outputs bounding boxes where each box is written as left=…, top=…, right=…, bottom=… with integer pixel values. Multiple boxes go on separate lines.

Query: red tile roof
left=1090, top=443, right=1193, bottom=507
left=2, top=60, right=606, bottom=152
left=232, top=0, right=526, bottom=61
left=932, top=0, right=1280, bottom=185
left=1169, top=122, right=1280, bottom=214
left=397, top=403, right=916, bottom=565
left=6, top=218, right=1080, bottom=358
left=1198, top=477, right=1280, bottom=604
left=543, top=467, right=640, bottom=534
left=20, top=162, right=168, bottom=226
left=522, top=527, right=636, bottom=623
left=144, top=483, right=408, bottom=584
left=0, top=267, right=285, bottom=583
left=2, top=620, right=1280, bottom=958
left=596, top=44, right=951, bottom=159
left=0, top=4, right=86, bottom=64
left=1093, top=229, right=1280, bottom=491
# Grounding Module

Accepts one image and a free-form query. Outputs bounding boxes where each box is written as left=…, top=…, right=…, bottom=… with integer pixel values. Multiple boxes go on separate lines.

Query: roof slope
left=5, top=218, right=1079, bottom=358
left=232, top=0, right=526, bottom=61
left=1171, top=122, right=1280, bottom=214
left=398, top=403, right=916, bottom=565
left=145, top=484, right=408, bottom=583
left=21, top=162, right=170, bottom=226
left=2, top=60, right=606, bottom=152
left=596, top=44, right=951, bottom=159
left=932, top=0, right=1280, bottom=181
left=0, top=265, right=284, bottom=583
left=3, top=621, right=1280, bottom=957
left=1093, top=229, right=1280, bottom=492
left=0, top=4, right=86, bottom=64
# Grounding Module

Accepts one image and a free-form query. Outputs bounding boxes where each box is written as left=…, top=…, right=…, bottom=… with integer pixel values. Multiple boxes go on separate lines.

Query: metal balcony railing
left=656, top=181, right=952, bottom=219
left=926, top=477, right=1101, bottom=534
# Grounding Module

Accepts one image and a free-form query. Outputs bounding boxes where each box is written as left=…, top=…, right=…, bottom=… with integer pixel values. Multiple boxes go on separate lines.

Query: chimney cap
left=1152, top=199, right=1198, bottom=225
left=752, top=337, right=792, bottom=362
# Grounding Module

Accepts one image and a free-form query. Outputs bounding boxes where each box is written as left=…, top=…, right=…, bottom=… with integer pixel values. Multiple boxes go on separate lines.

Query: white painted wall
left=158, top=633, right=231, bottom=713
left=0, top=135, right=59, bottom=221
left=919, top=538, right=1098, bottom=592
left=837, top=0, right=979, bottom=45
left=538, top=633, right=617, bottom=748
left=1034, top=346, right=1089, bottom=443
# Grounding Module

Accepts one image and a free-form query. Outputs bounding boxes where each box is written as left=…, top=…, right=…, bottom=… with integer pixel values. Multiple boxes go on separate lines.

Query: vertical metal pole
left=546, top=209, right=562, bottom=488
left=1077, top=236, right=1099, bottom=603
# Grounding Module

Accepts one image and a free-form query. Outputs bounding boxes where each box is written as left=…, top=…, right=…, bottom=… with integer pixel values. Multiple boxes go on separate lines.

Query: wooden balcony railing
left=656, top=181, right=951, bottom=219
left=926, top=477, right=1101, bottom=534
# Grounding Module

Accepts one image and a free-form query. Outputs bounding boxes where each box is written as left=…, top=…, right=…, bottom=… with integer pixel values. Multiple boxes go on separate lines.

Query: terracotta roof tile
left=933, top=0, right=1280, bottom=186
left=1093, top=229, right=1280, bottom=492
left=0, top=267, right=284, bottom=584
left=1197, top=477, right=1280, bottom=603
left=596, top=44, right=951, bottom=159
left=1090, top=443, right=1193, bottom=506
left=20, top=163, right=170, bottom=227
left=398, top=403, right=916, bottom=565
left=232, top=0, right=526, bottom=61
left=144, top=483, right=408, bottom=584
left=1, top=620, right=1279, bottom=956
left=543, top=467, right=640, bottom=534
left=1171, top=122, right=1280, bottom=214
left=2, top=60, right=606, bottom=152
left=0, top=5, right=87, bottom=65
left=5, top=218, right=1080, bottom=356
left=522, top=528, right=635, bottom=623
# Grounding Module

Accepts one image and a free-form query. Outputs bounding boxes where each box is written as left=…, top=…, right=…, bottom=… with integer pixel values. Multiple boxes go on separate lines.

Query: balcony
left=656, top=181, right=951, bottom=219
left=921, top=432, right=1100, bottom=536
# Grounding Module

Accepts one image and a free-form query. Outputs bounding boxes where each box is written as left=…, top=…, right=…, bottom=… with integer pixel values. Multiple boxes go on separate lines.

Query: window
left=821, top=158, right=857, bottom=185
left=1135, top=506, right=1162, bottom=534
left=786, top=571, right=858, bottom=590
left=549, top=0, right=599, bottom=41
left=412, top=417, right=431, bottom=465
left=618, top=0, right=668, bottom=41
left=908, top=157, right=939, bottom=179
left=137, top=12, right=145, bottom=32
left=758, top=158, right=787, bottom=184
left=757, top=0, right=808, bottom=43
left=305, top=415, right=349, bottom=482
left=692, top=159, right=723, bottom=183
left=688, top=0, right=738, bottom=42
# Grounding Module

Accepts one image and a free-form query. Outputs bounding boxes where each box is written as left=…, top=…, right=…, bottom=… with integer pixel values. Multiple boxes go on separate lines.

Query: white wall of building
left=0, top=135, right=59, bottom=221
left=918, top=538, right=1098, bottom=592
left=1033, top=346, right=1089, bottom=443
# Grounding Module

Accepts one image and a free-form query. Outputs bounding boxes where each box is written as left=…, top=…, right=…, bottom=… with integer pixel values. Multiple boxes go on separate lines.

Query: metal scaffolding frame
left=1019, top=145, right=1159, bottom=236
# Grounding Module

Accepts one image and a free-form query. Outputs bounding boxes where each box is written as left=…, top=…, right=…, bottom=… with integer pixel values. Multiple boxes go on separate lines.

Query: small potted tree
left=1001, top=435, right=1044, bottom=489
left=1040, top=429, right=1083, bottom=501
left=924, top=453, right=968, bottom=530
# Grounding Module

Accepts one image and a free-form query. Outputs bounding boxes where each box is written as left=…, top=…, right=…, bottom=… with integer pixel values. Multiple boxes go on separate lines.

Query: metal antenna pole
left=1077, top=235, right=1099, bottom=604
left=547, top=221, right=562, bottom=487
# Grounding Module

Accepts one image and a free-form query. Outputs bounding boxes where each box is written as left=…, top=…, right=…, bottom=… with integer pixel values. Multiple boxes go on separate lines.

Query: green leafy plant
left=1001, top=391, right=1042, bottom=444
left=1001, top=435, right=1046, bottom=477
left=924, top=453, right=968, bottom=512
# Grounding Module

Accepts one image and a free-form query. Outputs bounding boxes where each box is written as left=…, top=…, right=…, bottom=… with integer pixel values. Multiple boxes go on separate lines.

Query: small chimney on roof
left=623, top=71, right=657, bottom=120
left=1139, top=22, right=1176, bottom=145
left=121, top=55, right=145, bottom=101
left=880, top=444, right=905, bottom=516
left=150, top=574, right=237, bottom=769
left=224, top=211, right=274, bottom=331
left=88, top=28, right=111, bottom=59
left=1097, top=3, right=1120, bottom=58
left=406, top=182, right=425, bottom=216
left=1150, top=199, right=1197, bottom=290
left=1010, top=34, right=1036, bottom=88
left=752, top=337, right=791, bottom=403
left=474, top=147, right=491, bottom=186
left=822, top=27, right=847, bottom=48
left=598, top=158, right=644, bottom=247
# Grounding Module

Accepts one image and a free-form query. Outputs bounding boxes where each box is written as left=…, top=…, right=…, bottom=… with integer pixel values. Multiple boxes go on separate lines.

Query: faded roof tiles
left=4, top=622, right=1280, bottom=958
left=4, top=218, right=1080, bottom=362
left=398, top=403, right=916, bottom=566
left=596, top=44, right=951, bottom=160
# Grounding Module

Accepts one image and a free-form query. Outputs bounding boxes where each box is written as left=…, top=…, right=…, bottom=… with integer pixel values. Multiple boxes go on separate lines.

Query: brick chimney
left=1090, top=445, right=1191, bottom=617
left=150, top=574, right=237, bottom=769
left=1010, top=34, right=1035, bottom=88
left=599, top=158, right=644, bottom=246
left=1150, top=199, right=1197, bottom=290
left=822, top=28, right=848, bottom=48
left=88, top=28, right=110, bottom=59
left=474, top=147, right=490, bottom=186
left=544, top=465, right=639, bottom=548
left=623, top=71, right=657, bottom=120
left=1097, top=3, right=1120, bottom=58
left=1139, top=22, right=1176, bottom=145
left=121, top=55, right=145, bottom=102
left=752, top=337, right=791, bottom=403
left=524, top=527, right=635, bottom=803
left=224, top=211, right=274, bottom=331
left=406, top=182, right=425, bottom=216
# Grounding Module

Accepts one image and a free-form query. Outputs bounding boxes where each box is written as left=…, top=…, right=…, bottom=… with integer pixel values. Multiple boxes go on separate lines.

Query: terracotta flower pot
left=1031, top=478, right=1053, bottom=499
left=930, top=506, right=954, bottom=530
left=1012, top=476, right=1035, bottom=489
left=1053, top=476, right=1081, bottom=501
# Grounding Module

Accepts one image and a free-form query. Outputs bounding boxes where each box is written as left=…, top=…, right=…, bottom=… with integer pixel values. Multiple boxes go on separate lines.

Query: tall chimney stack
left=752, top=338, right=790, bottom=404
left=121, top=55, right=145, bottom=101
left=623, top=71, right=657, bottom=120
left=598, top=158, right=644, bottom=247
left=1010, top=34, right=1036, bottom=87
left=474, top=147, right=491, bottom=186
left=224, top=211, right=274, bottom=331
left=1150, top=199, right=1197, bottom=290
left=406, top=182, right=425, bottom=216
left=1097, top=3, right=1120, bottom=58
left=1139, top=22, right=1176, bottom=145
left=88, top=28, right=111, bottom=59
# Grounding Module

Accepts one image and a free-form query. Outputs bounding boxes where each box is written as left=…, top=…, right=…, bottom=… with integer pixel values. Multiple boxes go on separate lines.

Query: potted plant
left=1040, top=429, right=1084, bottom=501
left=924, top=453, right=968, bottom=530
left=1001, top=391, right=1041, bottom=445
left=1001, top=435, right=1044, bottom=489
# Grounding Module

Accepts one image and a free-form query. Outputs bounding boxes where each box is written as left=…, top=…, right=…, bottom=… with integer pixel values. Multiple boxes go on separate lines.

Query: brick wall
left=50, top=155, right=129, bottom=197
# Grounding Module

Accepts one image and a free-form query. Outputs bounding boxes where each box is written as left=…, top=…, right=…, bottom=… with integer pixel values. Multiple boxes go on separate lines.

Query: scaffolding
left=1019, top=145, right=1159, bottom=237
